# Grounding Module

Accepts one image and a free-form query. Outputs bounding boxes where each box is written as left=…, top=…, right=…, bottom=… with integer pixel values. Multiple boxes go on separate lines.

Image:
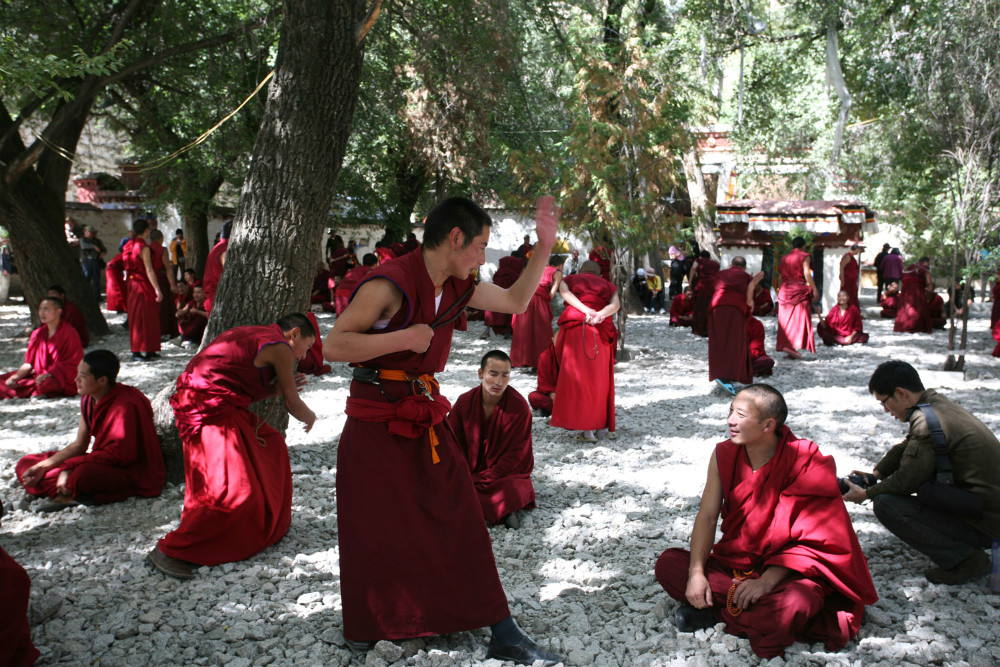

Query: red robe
left=448, top=385, right=536, bottom=524
left=177, top=298, right=208, bottom=342
left=61, top=299, right=89, bottom=347
left=484, top=256, right=525, bottom=333
left=776, top=248, right=816, bottom=353
left=151, top=241, right=177, bottom=338
left=202, top=238, right=228, bottom=315
left=746, top=316, right=774, bottom=376
left=0, top=545, right=38, bottom=667
left=588, top=245, right=612, bottom=281
left=669, top=293, right=694, bottom=326
left=334, top=264, right=373, bottom=315
left=389, top=242, right=405, bottom=257
left=708, top=267, right=752, bottom=384
left=374, top=247, right=395, bottom=264
left=328, top=247, right=353, bottom=279
left=402, top=238, right=420, bottom=254
left=551, top=273, right=617, bottom=432
left=818, top=304, right=869, bottom=346
left=158, top=324, right=293, bottom=566
left=879, top=292, right=899, bottom=318
left=0, top=320, right=83, bottom=399
left=840, top=254, right=860, bottom=310
left=691, top=257, right=720, bottom=337
left=894, top=263, right=932, bottom=333
left=296, top=312, right=330, bottom=376
left=510, top=265, right=559, bottom=368
left=656, top=427, right=877, bottom=658
left=927, top=292, right=946, bottom=329
left=105, top=254, right=127, bottom=313
left=752, top=286, right=774, bottom=317
left=16, top=383, right=164, bottom=503
left=336, top=249, right=509, bottom=641
left=528, top=343, right=558, bottom=414
left=992, top=276, right=1000, bottom=357
left=124, top=238, right=160, bottom=353
left=311, top=268, right=332, bottom=305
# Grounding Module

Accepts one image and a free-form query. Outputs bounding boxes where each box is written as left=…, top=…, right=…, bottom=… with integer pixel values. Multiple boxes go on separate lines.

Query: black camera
left=838, top=472, right=878, bottom=495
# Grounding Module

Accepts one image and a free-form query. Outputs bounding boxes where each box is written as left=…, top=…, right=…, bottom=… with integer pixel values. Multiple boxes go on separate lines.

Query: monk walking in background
left=895, top=256, right=933, bottom=333
left=484, top=252, right=526, bottom=337
left=0, top=297, right=83, bottom=399
left=123, top=219, right=162, bottom=362
left=448, top=350, right=536, bottom=529
left=510, top=255, right=561, bottom=369
left=746, top=316, right=774, bottom=377
left=202, top=220, right=229, bottom=315
left=818, top=290, right=869, bottom=346
left=45, top=285, right=89, bottom=347
left=839, top=244, right=862, bottom=310
left=323, top=196, right=563, bottom=666
left=16, top=350, right=164, bottom=512
left=551, top=260, right=620, bottom=443
left=149, top=229, right=178, bottom=340
left=689, top=250, right=720, bottom=337
left=655, top=384, right=877, bottom=659
left=775, top=236, right=817, bottom=359
left=528, top=331, right=559, bottom=416
left=708, top=257, right=763, bottom=393
left=147, top=313, right=317, bottom=581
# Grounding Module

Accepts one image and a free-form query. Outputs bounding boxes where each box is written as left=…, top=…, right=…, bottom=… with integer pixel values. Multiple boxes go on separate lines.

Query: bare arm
left=549, top=270, right=562, bottom=299
left=803, top=257, right=818, bottom=299
left=255, top=343, right=316, bottom=432
left=688, top=262, right=699, bottom=285
left=558, top=281, right=596, bottom=318
left=746, top=271, right=764, bottom=309
left=839, top=253, right=850, bottom=284
left=5, top=362, right=34, bottom=385
left=687, top=451, right=723, bottom=609
left=162, top=247, right=177, bottom=291
left=140, top=247, right=163, bottom=302
left=19, top=415, right=90, bottom=486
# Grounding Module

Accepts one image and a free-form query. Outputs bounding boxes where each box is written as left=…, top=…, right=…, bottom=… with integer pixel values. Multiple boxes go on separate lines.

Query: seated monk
left=879, top=280, right=900, bottom=318
left=311, top=264, right=332, bottom=305
left=0, top=538, right=39, bottom=667
left=0, top=297, right=83, bottom=399
left=746, top=316, right=774, bottom=377
left=296, top=312, right=331, bottom=376
left=528, top=332, right=559, bottom=416
left=46, top=285, right=89, bottom=347
left=16, top=349, right=165, bottom=511
left=669, top=286, right=695, bottom=327
left=818, top=291, right=869, bottom=346
left=176, top=284, right=208, bottom=346
left=333, top=253, right=377, bottom=315
left=752, top=283, right=774, bottom=317
left=927, top=287, right=946, bottom=329
left=655, top=384, right=877, bottom=659
left=447, top=350, right=535, bottom=529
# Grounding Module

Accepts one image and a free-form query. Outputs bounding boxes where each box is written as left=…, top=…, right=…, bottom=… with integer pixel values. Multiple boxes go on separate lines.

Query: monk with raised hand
left=818, top=290, right=869, bottom=346
left=775, top=236, right=817, bottom=359
left=0, top=297, right=83, bottom=399
left=147, top=313, right=317, bottom=581
left=448, top=349, right=536, bottom=529
left=655, top=384, right=877, bottom=659
left=123, top=218, right=163, bottom=362
left=16, top=349, right=164, bottom=512
left=323, top=196, right=563, bottom=666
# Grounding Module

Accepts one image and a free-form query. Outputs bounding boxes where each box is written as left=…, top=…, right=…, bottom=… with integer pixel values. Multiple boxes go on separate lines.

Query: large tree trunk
left=682, top=146, right=717, bottom=260
left=153, top=0, right=369, bottom=471
left=384, top=157, right=428, bottom=242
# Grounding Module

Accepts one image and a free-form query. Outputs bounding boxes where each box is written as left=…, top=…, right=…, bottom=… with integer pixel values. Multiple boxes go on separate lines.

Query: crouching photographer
left=842, top=360, right=1000, bottom=585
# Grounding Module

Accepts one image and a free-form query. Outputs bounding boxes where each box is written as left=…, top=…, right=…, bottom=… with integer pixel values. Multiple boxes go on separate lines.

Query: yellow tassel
left=428, top=426, right=441, bottom=464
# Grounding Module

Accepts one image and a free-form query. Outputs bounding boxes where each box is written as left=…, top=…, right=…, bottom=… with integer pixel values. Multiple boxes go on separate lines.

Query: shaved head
left=735, top=383, right=787, bottom=427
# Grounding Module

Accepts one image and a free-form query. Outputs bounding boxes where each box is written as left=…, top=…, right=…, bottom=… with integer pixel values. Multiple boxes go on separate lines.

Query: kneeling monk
left=528, top=331, right=559, bottom=416
left=0, top=297, right=83, bottom=400
left=147, top=313, right=317, bottom=580
left=448, top=350, right=535, bottom=528
left=16, top=350, right=164, bottom=510
left=655, top=384, right=877, bottom=659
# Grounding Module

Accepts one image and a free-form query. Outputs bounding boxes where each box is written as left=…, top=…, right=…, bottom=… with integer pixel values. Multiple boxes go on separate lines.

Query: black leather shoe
left=345, top=640, right=375, bottom=654
left=675, top=604, right=716, bottom=632
left=486, top=635, right=564, bottom=666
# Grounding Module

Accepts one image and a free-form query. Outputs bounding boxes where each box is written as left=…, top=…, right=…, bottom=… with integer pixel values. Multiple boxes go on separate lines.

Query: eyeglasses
left=879, top=392, right=895, bottom=409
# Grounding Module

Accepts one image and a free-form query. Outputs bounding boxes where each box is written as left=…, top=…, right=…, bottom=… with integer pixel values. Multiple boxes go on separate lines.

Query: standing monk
left=689, top=251, right=720, bottom=337
left=484, top=253, right=526, bottom=336
left=818, top=290, right=869, bottom=346
left=105, top=252, right=127, bottom=313
left=147, top=314, right=317, bottom=580
left=708, top=257, right=763, bottom=391
left=323, top=196, right=563, bottom=666
left=202, top=220, right=230, bottom=316
left=655, top=384, right=877, bottom=659
left=775, top=237, right=817, bottom=359
left=448, top=350, right=536, bottom=528
left=0, top=297, right=83, bottom=399
left=149, top=230, right=178, bottom=340
left=839, top=244, right=862, bottom=310
left=510, top=255, right=561, bottom=368
left=895, top=257, right=933, bottom=333
left=551, top=260, right=620, bottom=443
left=123, top=219, right=163, bottom=362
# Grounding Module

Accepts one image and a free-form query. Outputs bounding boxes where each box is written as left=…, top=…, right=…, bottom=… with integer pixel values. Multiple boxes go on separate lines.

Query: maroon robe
left=746, top=317, right=774, bottom=376
left=669, top=293, right=694, bottom=326
left=105, top=254, right=127, bottom=313
left=334, top=264, right=373, bottom=315
left=588, top=245, right=612, bottom=281
left=484, top=256, right=525, bottom=334
left=448, top=385, right=536, bottom=524
left=510, top=265, right=560, bottom=368
left=402, top=238, right=420, bottom=254
left=992, top=276, right=1000, bottom=357
left=840, top=254, right=860, bottom=310
left=0, top=320, right=82, bottom=399
left=158, top=325, right=293, bottom=566
left=879, top=292, right=899, bottom=318
left=776, top=248, right=815, bottom=353
left=296, top=312, right=330, bottom=376
left=389, top=242, right=405, bottom=257
left=336, top=249, right=509, bottom=641
left=0, top=545, right=38, bottom=667
left=202, top=238, right=227, bottom=315
left=551, top=273, right=617, bottom=432
left=894, top=263, right=932, bottom=333
left=752, top=285, right=774, bottom=317
left=691, top=257, right=720, bottom=337
left=708, top=267, right=752, bottom=384
left=151, top=241, right=177, bottom=338
left=177, top=297, right=208, bottom=342
left=328, top=247, right=353, bottom=279
left=16, top=383, right=164, bottom=503
left=311, top=268, right=332, bottom=305
left=124, top=238, right=160, bottom=354
left=927, top=292, right=946, bottom=329
left=374, top=246, right=395, bottom=264
left=60, top=299, right=89, bottom=347
left=818, top=304, right=869, bottom=346
left=528, top=343, right=558, bottom=414
left=656, top=427, right=877, bottom=658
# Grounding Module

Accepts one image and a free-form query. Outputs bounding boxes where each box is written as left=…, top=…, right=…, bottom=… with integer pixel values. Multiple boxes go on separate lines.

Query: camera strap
left=910, top=402, right=954, bottom=485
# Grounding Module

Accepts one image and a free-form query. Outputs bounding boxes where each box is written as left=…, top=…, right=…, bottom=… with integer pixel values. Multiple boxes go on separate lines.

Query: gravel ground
left=1, top=289, right=999, bottom=667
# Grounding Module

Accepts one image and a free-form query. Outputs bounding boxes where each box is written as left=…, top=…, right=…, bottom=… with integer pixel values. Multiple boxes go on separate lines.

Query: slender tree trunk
left=385, top=158, right=428, bottom=241
left=682, top=146, right=717, bottom=260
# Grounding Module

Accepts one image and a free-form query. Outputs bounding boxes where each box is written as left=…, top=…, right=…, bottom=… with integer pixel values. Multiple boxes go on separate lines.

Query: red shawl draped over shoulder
left=713, top=427, right=877, bottom=649
left=61, top=299, right=89, bottom=347
left=29, top=320, right=83, bottom=394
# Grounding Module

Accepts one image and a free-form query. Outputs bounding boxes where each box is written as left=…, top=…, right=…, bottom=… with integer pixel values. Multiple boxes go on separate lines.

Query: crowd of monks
left=3, top=212, right=1000, bottom=666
